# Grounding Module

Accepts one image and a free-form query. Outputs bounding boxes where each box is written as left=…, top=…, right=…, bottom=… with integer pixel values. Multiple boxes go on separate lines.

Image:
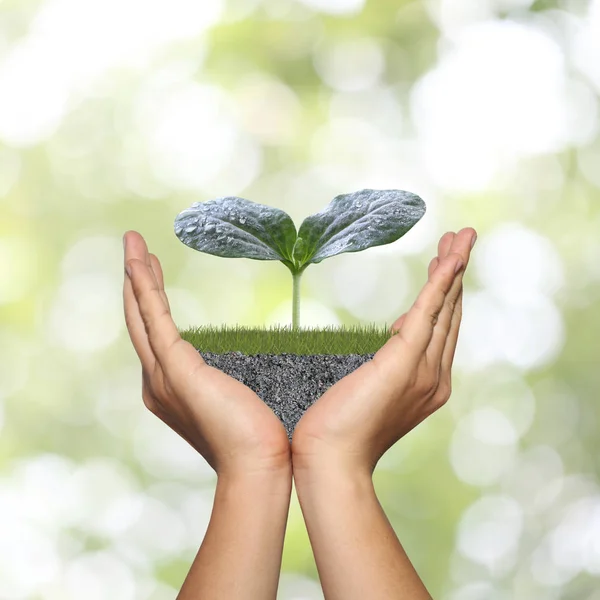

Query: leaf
left=174, top=197, right=297, bottom=266
left=295, top=189, right=426, bottom=268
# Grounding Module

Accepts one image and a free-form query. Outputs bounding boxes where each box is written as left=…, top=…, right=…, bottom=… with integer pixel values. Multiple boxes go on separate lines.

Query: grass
left=177, top=323, right=396, bottom=355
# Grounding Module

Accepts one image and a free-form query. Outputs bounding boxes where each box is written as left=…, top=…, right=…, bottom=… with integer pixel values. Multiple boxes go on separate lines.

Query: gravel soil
left=198, top=351, right=376, bottom=443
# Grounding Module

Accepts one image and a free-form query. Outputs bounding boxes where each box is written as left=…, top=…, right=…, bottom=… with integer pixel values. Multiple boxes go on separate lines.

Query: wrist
left=292, top=456, right=373, bottom=491
left=218, top=463, right=293, bottom=490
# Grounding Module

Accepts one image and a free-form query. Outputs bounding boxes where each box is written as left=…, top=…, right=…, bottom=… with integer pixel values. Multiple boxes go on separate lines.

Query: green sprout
left=174, top=189, right=426, bottom=331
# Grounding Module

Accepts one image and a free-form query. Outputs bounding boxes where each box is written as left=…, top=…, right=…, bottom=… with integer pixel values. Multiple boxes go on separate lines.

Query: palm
left=144, top=339, right=290, bottom=467
left=291, top=228, right=477, bottom=477
left=185, top=357, right=290, bottom=461
left=291, top=358, right=390, bottom=470
left=124, top=230, right=291, bottom=477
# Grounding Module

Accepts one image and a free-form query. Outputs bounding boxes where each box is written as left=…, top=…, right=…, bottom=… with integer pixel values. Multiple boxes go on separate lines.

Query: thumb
left=389, top=313, right=407, bottom=336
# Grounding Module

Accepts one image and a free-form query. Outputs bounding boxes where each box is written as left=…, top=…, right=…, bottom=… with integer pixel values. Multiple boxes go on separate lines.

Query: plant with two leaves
left=174, top=189, right=426, bottom=330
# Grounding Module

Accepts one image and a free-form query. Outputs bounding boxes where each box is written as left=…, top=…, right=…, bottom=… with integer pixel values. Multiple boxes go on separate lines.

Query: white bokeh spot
left=457, top=494, right=523, bottom=570
left=450, top=408, right=518, bottom=487
left=0, top=0, right=223, bottom=146
left=411, top=20, right=580, bottom=191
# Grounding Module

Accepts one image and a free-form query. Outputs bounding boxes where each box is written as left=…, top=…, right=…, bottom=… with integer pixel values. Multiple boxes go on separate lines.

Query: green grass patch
left=177, top=323, right=395, bottom=355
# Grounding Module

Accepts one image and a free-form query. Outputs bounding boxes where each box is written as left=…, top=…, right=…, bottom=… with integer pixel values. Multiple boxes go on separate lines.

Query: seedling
left=174, top=189, right=426, bottom=331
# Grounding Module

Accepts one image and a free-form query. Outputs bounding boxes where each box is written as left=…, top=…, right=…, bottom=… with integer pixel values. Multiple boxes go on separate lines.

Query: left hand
left=291, top=227, right=477, bottom=477
left=123, top=230, right=291, bottom=479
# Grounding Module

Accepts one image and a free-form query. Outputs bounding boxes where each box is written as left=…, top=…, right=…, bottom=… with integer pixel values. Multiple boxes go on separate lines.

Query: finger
left=428, top=256, right=440, bottom=279
left=389, top=313, right=406, bottom=335
left=141, top=237, right=161, bottom=292
left=388, top=250, right=443, bottom=336
left=397, top=252, right=465, bottom=360
left=439, top=229, right=477, bottom=378
left=123, top=231, right=157, bottom=373
left=386, top=231, right=455, bottom=337
left=127, top=253, right=181, bottom=366
left=443, top=227, right=476, bottom=267
left=440, top=283, right=463, bottom=377
left=149, top=253, right=171, bottom=314
left=425, top=228, right=476, bottom=368
left=438, top=231, right=455, bottom=259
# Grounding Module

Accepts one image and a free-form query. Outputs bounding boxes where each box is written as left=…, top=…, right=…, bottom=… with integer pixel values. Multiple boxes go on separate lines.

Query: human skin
left=123, top=230, right=293, bottom=599
left=123, top=226, right=475, bottom=599
left=290, top=227, right=477, bottom=600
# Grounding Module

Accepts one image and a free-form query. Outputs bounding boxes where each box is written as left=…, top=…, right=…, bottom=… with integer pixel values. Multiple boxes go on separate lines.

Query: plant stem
left=292, top=271, right=302, bottom=330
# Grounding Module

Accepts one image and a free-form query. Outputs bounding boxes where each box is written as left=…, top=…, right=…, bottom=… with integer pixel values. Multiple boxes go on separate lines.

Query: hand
left=290, top=227, right=477, bottom=477
left=123, top=230, right=291, bottom=479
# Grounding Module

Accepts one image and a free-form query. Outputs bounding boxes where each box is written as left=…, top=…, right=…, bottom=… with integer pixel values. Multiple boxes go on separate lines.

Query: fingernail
left=470, top=232, right=477, bottom=249
left=454, top=260, right=464, bottom=274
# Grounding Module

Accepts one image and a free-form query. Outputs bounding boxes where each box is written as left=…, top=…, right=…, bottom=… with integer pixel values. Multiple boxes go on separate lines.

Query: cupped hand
left=123, top=230, right=291, bottom=479
left=290, top=227, right=477, bottom=477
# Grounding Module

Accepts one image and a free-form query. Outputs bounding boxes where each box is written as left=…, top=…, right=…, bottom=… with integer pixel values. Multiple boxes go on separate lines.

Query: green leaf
left=295, top=189, right=426, bottom=268
left=174, top=197, right=297, bottom=266
left=292, top=237, right=307, bottom=265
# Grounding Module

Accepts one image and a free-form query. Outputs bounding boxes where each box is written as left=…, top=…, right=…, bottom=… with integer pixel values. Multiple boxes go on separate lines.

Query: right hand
left=291, top=227, right=477, bottom=477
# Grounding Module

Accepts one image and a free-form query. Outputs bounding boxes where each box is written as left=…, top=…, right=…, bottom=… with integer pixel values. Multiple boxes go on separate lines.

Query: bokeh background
left=1, top=0, right=599, bottom=598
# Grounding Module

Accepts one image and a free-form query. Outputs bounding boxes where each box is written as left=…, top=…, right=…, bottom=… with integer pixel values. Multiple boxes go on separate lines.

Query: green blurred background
left=1, top=0, right=599, bottom=598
